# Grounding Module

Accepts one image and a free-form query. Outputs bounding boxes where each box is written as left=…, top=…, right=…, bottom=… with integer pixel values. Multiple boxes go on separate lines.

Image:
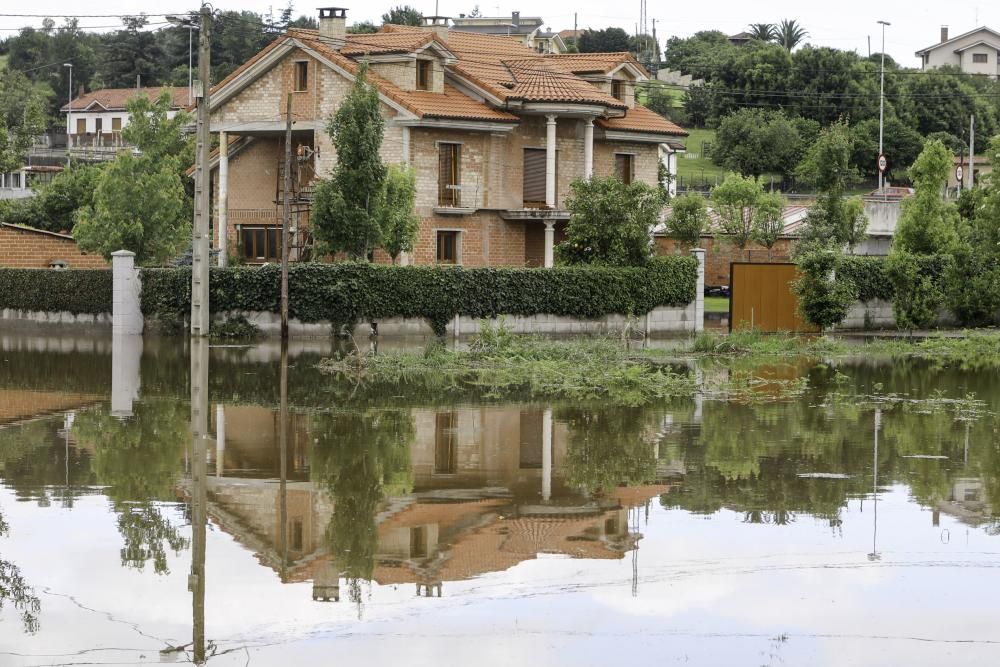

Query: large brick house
left=206, top=8, right=687, bottom=267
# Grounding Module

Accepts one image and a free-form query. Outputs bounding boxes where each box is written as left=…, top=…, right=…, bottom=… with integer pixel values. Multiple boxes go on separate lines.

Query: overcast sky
left=3, top=0, right=998, bottom=67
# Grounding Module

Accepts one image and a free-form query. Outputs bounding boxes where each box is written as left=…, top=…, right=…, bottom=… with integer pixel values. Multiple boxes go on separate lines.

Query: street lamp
left=63, top=63, right=73, bottom=161
left=166, top=13, right=200, bottom=106
left=877, top=20, right=890, bottom=192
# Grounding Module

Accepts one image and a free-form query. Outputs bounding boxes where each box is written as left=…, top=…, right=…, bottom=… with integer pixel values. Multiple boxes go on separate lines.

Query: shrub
left=210, top=315, right=261, bottom=340
left=792, top=249, right=855, bottom=330
left=886, top=251, right=952, bottom=331
left=141, top=258, right=699, bottom=336
left=0, top=269, right=112, bottom=314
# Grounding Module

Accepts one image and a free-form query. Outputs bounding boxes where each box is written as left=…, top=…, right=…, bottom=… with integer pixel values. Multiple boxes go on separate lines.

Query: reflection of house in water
left=199, top=405, right=674, bottom=599
left=936, top=478, right=994, bottom=528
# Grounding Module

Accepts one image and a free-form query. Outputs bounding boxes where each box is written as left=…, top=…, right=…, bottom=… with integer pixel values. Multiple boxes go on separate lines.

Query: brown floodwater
left=2, top=331, right=1000, bottom=666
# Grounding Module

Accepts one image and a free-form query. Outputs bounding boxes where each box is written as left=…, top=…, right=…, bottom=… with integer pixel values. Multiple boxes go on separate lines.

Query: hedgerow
left=141, top=258, right=698, bottom=335
left=0, top=268, right=112, bottom=314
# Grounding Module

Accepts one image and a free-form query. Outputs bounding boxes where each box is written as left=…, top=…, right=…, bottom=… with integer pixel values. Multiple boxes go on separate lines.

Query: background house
left=915, top=26, right=1000, bottom=77
left=451, top=12, right=566, bottom=53
left=61, top=86, right=189, bottom=150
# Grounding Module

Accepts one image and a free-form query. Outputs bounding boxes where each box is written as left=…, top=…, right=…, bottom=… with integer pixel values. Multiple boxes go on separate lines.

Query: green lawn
left=705, top=296, right=730, bottom=314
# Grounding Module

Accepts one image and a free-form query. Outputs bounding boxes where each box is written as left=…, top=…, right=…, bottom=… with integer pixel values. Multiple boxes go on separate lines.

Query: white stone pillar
left=543, top=221, right=555, bottom=268
left=691, top=248, right=705, bottom=333
left=215, top=404, right=226, bottom=477
left=542, top=408, right=553, bottom=502
left=545, top=114, right=557, bottom=208
left=112, top=250, right=143, bottom=335
left=218, top=132, right=229, bottom=267
left=669, top=152, right=678, bottom=197
left=401, top=126, right=411, bottom=165
left=583, top=118, right=594, bottom=179
left=110, top=334, right=142, bottom=419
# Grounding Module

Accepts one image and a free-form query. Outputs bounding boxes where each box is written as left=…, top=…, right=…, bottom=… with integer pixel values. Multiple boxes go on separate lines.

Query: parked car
left=705, top=285, right=730, bottom=298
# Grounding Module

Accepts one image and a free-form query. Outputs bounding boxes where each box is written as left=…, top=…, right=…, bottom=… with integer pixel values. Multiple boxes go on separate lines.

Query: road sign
left=877, top=154, right=888, bottom=173
left=956, top=165, right=965, bottom=182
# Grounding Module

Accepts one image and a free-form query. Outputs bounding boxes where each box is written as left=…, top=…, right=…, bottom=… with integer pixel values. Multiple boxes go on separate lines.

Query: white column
left=691, top=248, right=705, bottom=333
left=401, top=126, right=411, bottom=165
left=583, top=118, right=594, bottom=179
left=543, top=221, right=555, bottom=268
left=218, top=132, right=229, bottom=267
left=215, top=404, right=226, bottom=477
left=542, top=408, right=552, bottom=502
left=545, top=114, right=557, bottom=208
left=112, top=250, right=143, bottom=335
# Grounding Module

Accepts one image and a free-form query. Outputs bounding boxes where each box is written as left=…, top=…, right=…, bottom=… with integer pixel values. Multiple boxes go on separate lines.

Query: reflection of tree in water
left=0, top=509, right=41, bottom=633
left=73, top=400, right=190, bottom=574
left=560, top=406, right=663, bottom=495
left=310, top=409, right=414, bottom=606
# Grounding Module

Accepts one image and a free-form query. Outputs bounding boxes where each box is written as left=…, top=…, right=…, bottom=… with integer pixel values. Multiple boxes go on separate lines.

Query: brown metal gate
left=729, top=263, right=817, bottom=333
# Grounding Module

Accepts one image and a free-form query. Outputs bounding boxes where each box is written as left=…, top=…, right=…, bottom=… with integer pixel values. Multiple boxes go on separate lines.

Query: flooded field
left=2, top=333, right=1000, bottom=665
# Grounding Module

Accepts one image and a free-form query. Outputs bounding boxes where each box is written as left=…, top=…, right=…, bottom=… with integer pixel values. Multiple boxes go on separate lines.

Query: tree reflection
left=560, top=406, right=663, bottom=495
left=310, top=409, right=414, bottom=606
left=0, top=508, right=41, bottom=633
left=73, top=400, right=189, bottom=574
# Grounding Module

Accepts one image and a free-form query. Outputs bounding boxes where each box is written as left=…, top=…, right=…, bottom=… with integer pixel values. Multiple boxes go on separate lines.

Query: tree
left=663, top=31, right=735, bottom=78
left=380, top=164, right=421, bottom=263
left=710, top=173, right=781, bottom=258
left=96, top=16, right=166, bottom=89
left=777, top=19, right=808, bottom=51
left=121, top=91, right=193, bottom=164
left=849, top=116, right=923, bottom=181
left=712, top=108, right=802, bottom=178
left=747, top=23, right=777, bottom=42
left=667, top=194, right=709, bottom=250
left=74, top=152, right=190, bottom=264
left=348, top=21, right=379, bottom=34
left=312, top=63, right=387, bottom=260
left=0, top=163, right=103, bottom=233
left=897, top=68, right=998, bottom=153
left=381, top=5, right=424, bottom=26
left=468, top=5, right=483, bottom=18
left=0, top=69, right=48, bottom=173
left=752, top=193, right=786, bottom=258
left=792, top=249, right=855, bottom=330
left=894, top=139, right=960, bottom=255
left=557, top=176, right=662, bottom=266
left=578, top=27, right=630, bottom=53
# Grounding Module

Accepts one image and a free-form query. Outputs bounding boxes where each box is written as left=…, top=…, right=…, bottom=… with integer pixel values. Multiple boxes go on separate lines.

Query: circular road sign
left=877, top=154, right=888, bottom=173
left=956, top=165, right=965, bottom=182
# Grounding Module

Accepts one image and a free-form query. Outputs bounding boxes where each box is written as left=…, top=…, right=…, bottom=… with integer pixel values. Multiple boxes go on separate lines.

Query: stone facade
left=0, top=224, right=107, bottom=269
left=656, top=235, right=796, bottom=287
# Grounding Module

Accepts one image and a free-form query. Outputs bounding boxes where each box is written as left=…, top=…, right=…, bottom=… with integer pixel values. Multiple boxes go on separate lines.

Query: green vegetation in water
left=862, top=331, right=1000, bottom=370
left=689, top=328, right=847, bottom=357
left=210, top=315, right=261, bottom=341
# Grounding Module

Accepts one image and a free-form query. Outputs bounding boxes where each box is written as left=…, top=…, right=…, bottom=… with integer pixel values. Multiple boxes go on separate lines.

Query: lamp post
left=166, top=14, right=200, bottom=106
left=63, top=63, right=73, bottom=163
left=877, top=20, right=890, bottom=192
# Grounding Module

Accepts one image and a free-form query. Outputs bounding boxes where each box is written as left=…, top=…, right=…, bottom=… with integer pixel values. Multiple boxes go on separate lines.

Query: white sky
left=2, top=0, right=998, bottom=68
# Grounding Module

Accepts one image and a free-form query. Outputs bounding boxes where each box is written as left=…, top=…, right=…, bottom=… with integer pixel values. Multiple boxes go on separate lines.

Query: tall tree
left=311, top=63, right=387, bottom=260
left=380, top=164, right=421, bottom=263
left=777, top=19, right=808, bottom=51
left=712, top=108, right=803, bottom=178
left=747, top=23, right=777, bottom=42
left=96, top=16, right=165, bottom=88
left=578, top=27, right=631, bottom=53
left=666, top=194, right=710, bottom=250
left=0, top=69, right=48, bottom=172
left=710, top=173, right=783, bottom=258
left=381, top=5, right=424, bottom=26
left=893, top=139, right=960, bottom=255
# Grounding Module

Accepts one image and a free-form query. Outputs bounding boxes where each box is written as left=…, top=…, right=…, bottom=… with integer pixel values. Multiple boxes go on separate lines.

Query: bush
left=0, top=268, right=112, bottom=314
left=792, top=250, right=855, bottom=330
left=141, top=258, right=699, bottom=336
left=886, top=251, right=952, bottom=331
left=838, top=256, right=893, bottom=302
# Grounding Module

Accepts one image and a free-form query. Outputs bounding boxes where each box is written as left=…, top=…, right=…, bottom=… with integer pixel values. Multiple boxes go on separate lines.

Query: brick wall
left=656, top=235, right=797, bottom=286
left=0, top=225, right=107, bottom=269
left=408, top=211, right=527, bottom=267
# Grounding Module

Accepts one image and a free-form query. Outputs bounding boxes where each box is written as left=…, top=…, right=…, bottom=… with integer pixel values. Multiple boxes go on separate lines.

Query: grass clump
left=690, top=328, right=846, bottom=357
left=210, top=315, right=261, bottom=340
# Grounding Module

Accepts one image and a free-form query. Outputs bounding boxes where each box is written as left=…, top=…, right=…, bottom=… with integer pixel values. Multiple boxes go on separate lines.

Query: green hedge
left=141, top=258, right=698, bottom=334
left=838, top=255, right=950, bottom=303
left=0, top=268, right=112, bottom=315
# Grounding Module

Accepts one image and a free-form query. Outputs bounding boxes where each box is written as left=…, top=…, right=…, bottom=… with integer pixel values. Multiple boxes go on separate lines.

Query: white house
left=61, top=87, right=189, bottom=148
left=450, top=12, right=566, bottom=53
left=915, top=25, right=1000, bottom=77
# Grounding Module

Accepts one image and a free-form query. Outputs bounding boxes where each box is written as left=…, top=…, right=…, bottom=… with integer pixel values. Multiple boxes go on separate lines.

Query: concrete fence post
left=112, top=250, right=143, bottom=335
left=691, top=248, right=706, bottom=333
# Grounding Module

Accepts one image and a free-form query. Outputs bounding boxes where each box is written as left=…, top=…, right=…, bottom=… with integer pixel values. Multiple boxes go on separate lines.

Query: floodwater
left=2, top=333, right=1000, bottom=666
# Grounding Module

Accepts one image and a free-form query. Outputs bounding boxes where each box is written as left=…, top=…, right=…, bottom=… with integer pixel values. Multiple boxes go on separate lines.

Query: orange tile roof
left=504, top=59, right=626, bottom=108
left=598, top=103, right=688, bottom=136
left=545, top=52, right=639, bottom=75
left=62, top=86, right=189, bottom=112
left=341, top=31, right=436, bottom=55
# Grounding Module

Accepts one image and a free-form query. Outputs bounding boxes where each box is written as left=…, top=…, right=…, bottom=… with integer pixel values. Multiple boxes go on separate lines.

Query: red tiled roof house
left=61, top=86, right=190, bottom=150
left=206, top=8, right=688, bottom=267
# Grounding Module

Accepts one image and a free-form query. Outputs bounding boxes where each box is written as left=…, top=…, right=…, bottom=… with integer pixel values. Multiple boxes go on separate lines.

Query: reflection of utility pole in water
left=868, top=408, right=881, bottom=562
left=278, top=341, right=289, bottom=581
left=189, top=337, right=209, bottom=663
left=215, top=404, right=225, bottom=477
left=542, top=408, right=552, bottom=502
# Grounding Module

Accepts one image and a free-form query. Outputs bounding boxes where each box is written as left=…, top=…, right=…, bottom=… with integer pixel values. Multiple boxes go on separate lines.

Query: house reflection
left=198, top=405, right=672, bottom=599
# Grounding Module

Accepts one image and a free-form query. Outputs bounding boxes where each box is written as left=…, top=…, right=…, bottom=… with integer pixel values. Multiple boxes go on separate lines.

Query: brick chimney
left=318, top=7, right=347, bottom=42
left=422, top=15, right=450, bottom=40
left=940, top=25, right=949, bottom=42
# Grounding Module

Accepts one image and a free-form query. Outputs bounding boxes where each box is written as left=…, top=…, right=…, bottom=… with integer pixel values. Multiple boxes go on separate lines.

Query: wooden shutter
left=438, top=144, right=460, bottom=206
left=616, top=154, right=634, bottom=184
left=75, top=118, right=86, bottom=134
left=523, top=148, right=547, bottom=207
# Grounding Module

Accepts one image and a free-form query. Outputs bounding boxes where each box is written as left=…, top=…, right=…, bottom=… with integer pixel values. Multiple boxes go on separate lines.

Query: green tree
left=557, top=176, right=662, bottom=266
left=747, top=23, right=777, bottom=42
left=0, top=163, right=104, bottom=233
left=886, top=251, right=948, bottom=331
left=792, top=248, right=855, bottom=329
left=74, top=152, right=190, bottom=264
left=712, top=108, right=802, bottom=178
left=121, top=91, right=193, bottom=164
left=710, top=173, right=782, bottom=259
left=348, top=21, right=379, bottom=34
left=666, top=193, right=709, bottom=250
left=0, top=69, right=48, bottom=173
left=312, top=63, right=387, bottom=260
left=777, top=19, right=808, bottom=50
left=752, top=193, right=786, bottom=258
left=898, top=69, right=998, bottom=153
left=380, top=164, right=421, bottom=263
left=849, top=116, right=924, bottom=180
left=381, top=5, right=424, bottom=26
left=663, top=31, right=736, bottom=78
left=96, top=16, right=166, bottom=89
left=578, top=27, right=631, bottom=53
left=894, top=139, right=960, bottom=254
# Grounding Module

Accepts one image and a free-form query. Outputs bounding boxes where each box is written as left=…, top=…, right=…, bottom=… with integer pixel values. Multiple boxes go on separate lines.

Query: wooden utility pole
left=190, top=3, right=212, bottom=336
left=281, top=94, right=292, bottom=340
